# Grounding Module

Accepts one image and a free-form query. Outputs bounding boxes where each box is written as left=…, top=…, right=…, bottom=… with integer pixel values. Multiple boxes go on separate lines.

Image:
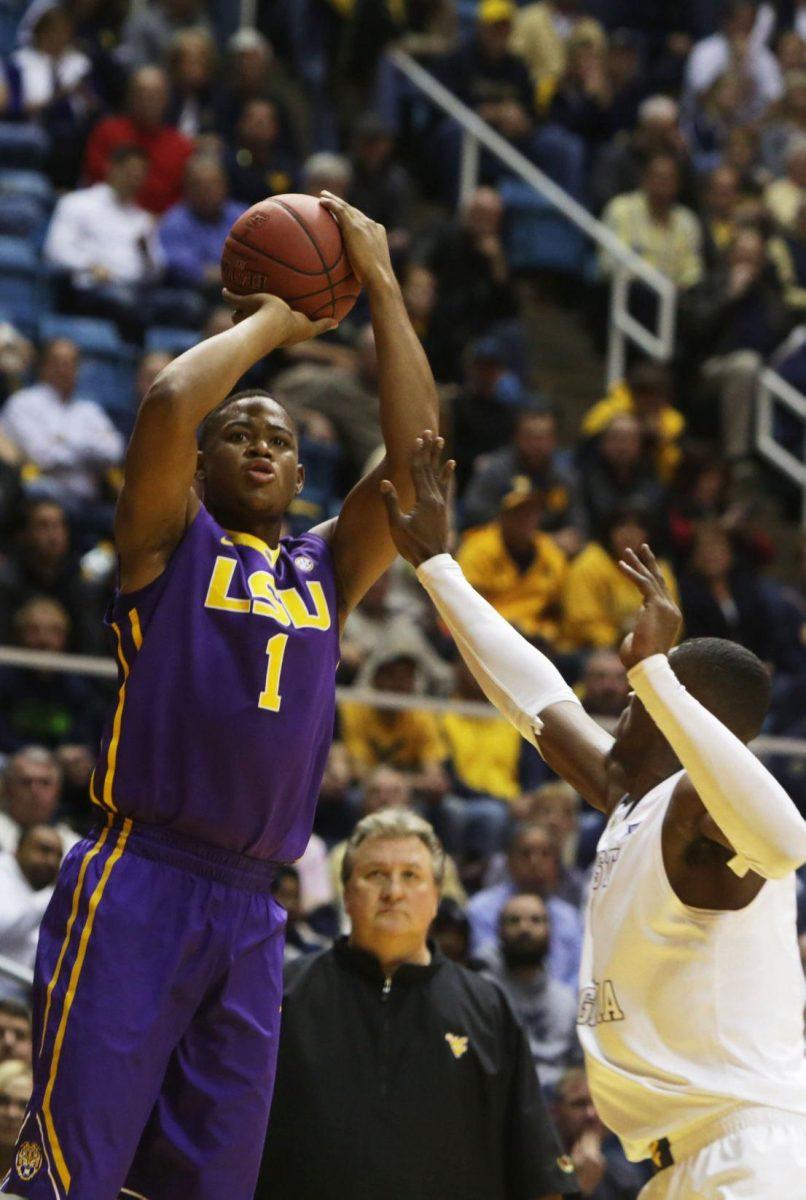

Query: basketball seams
left=267, top=197, right=338, bottom=317
left=225, top=231, right=334, bottom=278
left=222, top=196, right=359, bottom=320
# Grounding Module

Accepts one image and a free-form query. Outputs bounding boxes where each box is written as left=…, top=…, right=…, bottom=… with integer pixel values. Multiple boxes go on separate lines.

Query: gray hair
left=302, top=152, right=353, bottom=190
left=341, top=808, right=445, bottom=887
left=638, top=94, right=678, bottom=125
left=786, top=132, right=806, bottom=166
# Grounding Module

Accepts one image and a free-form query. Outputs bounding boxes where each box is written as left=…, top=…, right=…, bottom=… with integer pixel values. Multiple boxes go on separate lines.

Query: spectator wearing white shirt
left=0, top=747, right=79, bottom=859
left=685, top=0, right=783, bottom=122
left=0, top=338, right=123, bottom=514
left=4, top=2, right=98, bottom=187
left=0, top=826, right=62, bottom=1001
left=44, top=145, right=162, bottom=342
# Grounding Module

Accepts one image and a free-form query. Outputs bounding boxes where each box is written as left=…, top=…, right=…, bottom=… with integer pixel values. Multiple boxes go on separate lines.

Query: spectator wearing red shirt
left=83, top=65, right=194, bottom=214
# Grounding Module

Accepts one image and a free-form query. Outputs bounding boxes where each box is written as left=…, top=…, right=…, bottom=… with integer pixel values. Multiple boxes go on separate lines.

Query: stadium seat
left=0, top=193, right=48, bottom=241
left=0, top=235, right=41, bottom=332
left=0, top=168, right=54, bottom=208
left=77, top=354, right=137, bottom=416
left=0, top=0, right=25, bottom=55
left=40, top=314, right=138, bottom=416
left=0, top=121, right=50, bottom=169
left=146, top=285, right=207, bottom=328
left=145, top=326, right=201, bottom=356
left=499, top=179, right=591, bottom=276
left=39, top=313, right=123, bottom=356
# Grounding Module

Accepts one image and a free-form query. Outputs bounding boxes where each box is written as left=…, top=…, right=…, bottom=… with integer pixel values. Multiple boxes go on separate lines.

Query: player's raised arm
left=618, top=545, right=806, bottom=880
left=311, top=193, right=440, bottom=621
left=380, top=431, right=614, bottom=811
left=116, top=294, right=335, bottom=592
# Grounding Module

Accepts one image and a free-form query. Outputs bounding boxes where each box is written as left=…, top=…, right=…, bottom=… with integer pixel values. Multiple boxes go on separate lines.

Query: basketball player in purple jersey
left=2, top=196, right=439, bottom=1200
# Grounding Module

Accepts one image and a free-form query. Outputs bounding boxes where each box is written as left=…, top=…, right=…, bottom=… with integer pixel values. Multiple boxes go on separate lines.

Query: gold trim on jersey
left=42, top=819, right=132, bottom=1193
left=222, top=530, right=281, bottom=567
left=103, top=608, right=141, bottom=812
left=38, top=820, right=113, bottom=1058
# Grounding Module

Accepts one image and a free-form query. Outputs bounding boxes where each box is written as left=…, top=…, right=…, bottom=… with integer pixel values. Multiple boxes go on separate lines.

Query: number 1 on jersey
left=258, top=633, right=288, bottom=712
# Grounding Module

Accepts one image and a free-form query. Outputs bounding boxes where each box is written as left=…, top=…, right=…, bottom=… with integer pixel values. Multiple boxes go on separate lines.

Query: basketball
left=221, top=193, right=360, bottom=322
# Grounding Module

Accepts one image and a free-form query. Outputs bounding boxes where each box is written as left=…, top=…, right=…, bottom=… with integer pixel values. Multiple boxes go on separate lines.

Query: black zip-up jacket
left=255, top=938, right=579, bottom=1200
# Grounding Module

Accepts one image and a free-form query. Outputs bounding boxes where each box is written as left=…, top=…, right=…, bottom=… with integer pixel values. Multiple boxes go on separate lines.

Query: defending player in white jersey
left=381, top=432, right=806, bottom=1200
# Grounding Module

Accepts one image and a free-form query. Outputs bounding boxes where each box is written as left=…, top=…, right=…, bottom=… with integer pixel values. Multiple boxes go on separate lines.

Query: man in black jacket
left=255, top=809, right=579, bottom=1200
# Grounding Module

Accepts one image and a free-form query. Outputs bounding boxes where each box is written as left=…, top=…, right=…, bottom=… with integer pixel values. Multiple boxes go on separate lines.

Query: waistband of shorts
left=93, top=816, right=282, bottom=892
left=651, top=1106, right=806, bottom=1172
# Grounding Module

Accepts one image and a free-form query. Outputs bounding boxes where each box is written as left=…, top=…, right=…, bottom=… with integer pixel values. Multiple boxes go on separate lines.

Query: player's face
left=201, top=398, right=303, bottom=522
left=344, top=837, right=439, bottom=951
left=610, top=691, right=655, bottom=768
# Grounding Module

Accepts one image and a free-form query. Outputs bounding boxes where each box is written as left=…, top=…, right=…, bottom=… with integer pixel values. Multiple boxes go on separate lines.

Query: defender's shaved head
left=669, top=638, right=770, bottom=744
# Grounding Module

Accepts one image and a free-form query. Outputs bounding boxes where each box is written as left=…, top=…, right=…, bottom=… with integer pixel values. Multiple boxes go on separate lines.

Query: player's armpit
left=663, top=777, right=766, bottom=910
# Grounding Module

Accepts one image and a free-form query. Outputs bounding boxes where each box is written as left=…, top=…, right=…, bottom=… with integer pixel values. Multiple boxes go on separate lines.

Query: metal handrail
left=757, top=367, right=806, bottom=528
left=2, top=645, right=805, bottom=758
left=388, top=48, right=678, bottom=385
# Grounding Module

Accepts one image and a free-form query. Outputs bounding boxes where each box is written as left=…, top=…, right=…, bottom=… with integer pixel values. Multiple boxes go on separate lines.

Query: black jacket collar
left=333, top=936, right=444, bottom=985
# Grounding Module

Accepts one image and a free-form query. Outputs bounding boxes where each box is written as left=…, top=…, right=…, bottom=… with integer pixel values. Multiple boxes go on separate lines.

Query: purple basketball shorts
left=1, top=816, right=286, bottom=1200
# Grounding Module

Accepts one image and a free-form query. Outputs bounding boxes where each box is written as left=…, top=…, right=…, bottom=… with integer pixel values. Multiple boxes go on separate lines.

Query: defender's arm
left=382, top=433, right=614, bottom=811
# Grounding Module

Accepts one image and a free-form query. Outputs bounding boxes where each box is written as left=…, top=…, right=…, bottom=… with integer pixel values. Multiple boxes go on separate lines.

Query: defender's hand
left=618, top=544, right=682, bottom=669
left=380, top=430, right=455, bottom=567
left=318, top=192, right=394, bottom=290
left=222, top=289, right=337, bottom=347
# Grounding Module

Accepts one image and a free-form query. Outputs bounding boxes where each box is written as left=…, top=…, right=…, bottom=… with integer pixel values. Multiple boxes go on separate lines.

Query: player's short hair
left=668, top=637, right=770, bottom=743
left=197, top=389, right=296, bottom=450
left=341, top=808, right=445, bottom=887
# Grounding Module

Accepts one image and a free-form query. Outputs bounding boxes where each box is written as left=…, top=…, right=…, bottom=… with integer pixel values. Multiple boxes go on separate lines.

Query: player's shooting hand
left=617, top=544, right=682, bottom=670
left=222, top=289, right=337, bottom=347
left=318, top=191, right=394, bottom=290
left=380, top=430, right=455, bottom=567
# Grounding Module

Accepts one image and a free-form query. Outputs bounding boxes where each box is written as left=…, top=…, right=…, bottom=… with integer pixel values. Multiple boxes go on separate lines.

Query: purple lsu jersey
left=90, top=504, right=340, bottom=861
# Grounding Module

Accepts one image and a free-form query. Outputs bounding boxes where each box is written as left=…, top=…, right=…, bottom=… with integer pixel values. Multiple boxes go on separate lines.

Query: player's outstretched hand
left=222, top=289, right=337, bottom=347
left=318, top=191, right=394, bottom=290
left=380, top=430, right=455, bottom=568
left=618, top=544, right=682, bottom=670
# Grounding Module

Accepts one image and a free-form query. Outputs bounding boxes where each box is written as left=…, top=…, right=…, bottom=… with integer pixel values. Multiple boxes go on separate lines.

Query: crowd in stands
left=0, top=1, right=806, bottom=1192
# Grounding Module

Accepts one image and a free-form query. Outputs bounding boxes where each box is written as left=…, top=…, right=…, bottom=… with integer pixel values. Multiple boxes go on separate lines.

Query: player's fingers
left=639, top=542, right=666, bottom=586
left=618, top=559, right=653, bottom=592
left=379, top=479, right=403, bottom=526
left=222, top=288, right=249, bottom=309
left=439, top=459, right=456, bottom=492
left=309, top=316, right=340, bottom=338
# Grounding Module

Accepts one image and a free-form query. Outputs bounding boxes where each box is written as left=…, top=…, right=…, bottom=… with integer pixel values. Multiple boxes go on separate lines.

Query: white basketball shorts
left=639, top=1109, right=806, bottom=1200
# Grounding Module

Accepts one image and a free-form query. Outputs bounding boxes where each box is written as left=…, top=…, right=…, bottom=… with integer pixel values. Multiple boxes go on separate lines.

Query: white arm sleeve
left=628, top=654, right=806, bottom=880
left=415, top=554, right=580, bottom=747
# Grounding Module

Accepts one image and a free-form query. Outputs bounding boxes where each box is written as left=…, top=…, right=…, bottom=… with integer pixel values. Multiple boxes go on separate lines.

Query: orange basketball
left=221, top=193, right=360, bottom=321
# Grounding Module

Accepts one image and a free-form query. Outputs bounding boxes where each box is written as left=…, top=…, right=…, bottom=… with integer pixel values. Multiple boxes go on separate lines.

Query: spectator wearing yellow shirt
left=563, top=506, right=679, bottom=649
left=457, top=480, right=568, bottom=644
left=581, top=360, right=685, bottom=482
left=511, top=0, right=606, bottom=110
left=600, top=151, right=704, bottom=287
left=440, top=660, right=518, bottom=860
left=339, top=647, right=448, bottom=801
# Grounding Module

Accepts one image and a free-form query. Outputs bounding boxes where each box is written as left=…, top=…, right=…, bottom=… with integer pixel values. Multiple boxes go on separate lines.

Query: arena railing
left=1, top=645, right=804, bottom=759
left=757, top=367, right=806, bottom=527
left=387, top=48, right=677, bottom=386
left=387, top=49, right=806, bottom=528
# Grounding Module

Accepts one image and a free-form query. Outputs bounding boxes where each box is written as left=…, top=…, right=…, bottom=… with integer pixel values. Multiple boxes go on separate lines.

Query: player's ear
left=295, top=463, right=305, bottom=495
left=195, top=450, right=205, bottom=480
